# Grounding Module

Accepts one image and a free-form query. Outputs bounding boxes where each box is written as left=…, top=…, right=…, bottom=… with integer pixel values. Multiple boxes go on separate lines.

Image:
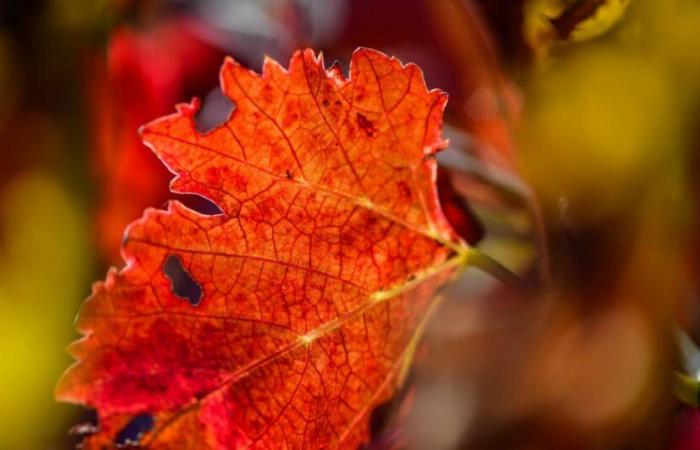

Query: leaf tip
left=176, top=98, right=201, bottom=116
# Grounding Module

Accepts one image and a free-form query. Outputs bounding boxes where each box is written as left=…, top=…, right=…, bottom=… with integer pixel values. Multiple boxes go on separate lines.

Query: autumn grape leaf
left=57, top=48, right=471, bottom=449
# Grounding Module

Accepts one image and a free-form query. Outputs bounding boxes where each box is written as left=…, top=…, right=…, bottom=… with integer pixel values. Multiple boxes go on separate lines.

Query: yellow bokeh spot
left=0, top=171, right=91, bottom=449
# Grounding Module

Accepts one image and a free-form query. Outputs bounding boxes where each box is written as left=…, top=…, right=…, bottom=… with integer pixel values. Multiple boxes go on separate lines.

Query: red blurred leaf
left=437, top=167, right=484, bottom=245
left=58, top=48, right=473, bottom=449
left=671, top=409, right=700, bottom=450
left=89, top=18, right=225, bottom=262
left=423, top=0, right=521, bottom=172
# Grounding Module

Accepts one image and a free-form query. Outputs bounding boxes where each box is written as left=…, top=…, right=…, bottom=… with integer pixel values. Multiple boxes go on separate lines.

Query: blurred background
left=1, top=0, right=700, bottom=449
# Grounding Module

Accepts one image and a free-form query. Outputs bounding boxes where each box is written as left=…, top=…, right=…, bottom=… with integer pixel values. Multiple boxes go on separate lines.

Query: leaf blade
left=57, top=48, right=468, bottom=449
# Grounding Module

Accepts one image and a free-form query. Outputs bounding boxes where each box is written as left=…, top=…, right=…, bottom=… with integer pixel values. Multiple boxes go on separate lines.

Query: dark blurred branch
left=550, top=0, right=606, bottom=40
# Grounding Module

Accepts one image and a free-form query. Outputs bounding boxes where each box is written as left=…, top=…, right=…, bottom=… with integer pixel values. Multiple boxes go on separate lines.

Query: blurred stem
left=467, top=247, right=534, bottom=293
left=525, top=186, right=553, bottom=287
left=459, top=172, right=551, bottom=287
left=450, top=155, right=552, bottom=288
left=673, top=371, right=699, bottom=408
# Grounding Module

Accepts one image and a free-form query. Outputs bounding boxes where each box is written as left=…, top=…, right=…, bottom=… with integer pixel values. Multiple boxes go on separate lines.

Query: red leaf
left=89, top=19, right=225, bottom=262
left=437, top=168, right=484, bottom=245
left=58, top=48, right=470, bottom=449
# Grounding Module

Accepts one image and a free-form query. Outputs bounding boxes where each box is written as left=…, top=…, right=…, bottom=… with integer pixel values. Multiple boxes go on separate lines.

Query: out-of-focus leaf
left=424, top=0, right=521, bottom=173
left=671, top=409, right=700, bottom=450
left=518, top=47, right=676, bottom=224
left=0, top=170, right=90, bottom=449
left=89, top=18, right=225, bottom=262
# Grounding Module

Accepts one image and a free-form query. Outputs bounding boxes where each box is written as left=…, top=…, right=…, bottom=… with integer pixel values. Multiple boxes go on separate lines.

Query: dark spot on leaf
left=396, top=181, right=412, bottom=200
left=285, top=169, right=294, bottom=179
left=114, top=413, right=154, bottom=446
left=322, top=99, right=330, bottom=107
left=164, top=255, right=202, bottom=306
left=356, top=113, right=376, bottom=138
left=195, top=88, right=235, bottom=134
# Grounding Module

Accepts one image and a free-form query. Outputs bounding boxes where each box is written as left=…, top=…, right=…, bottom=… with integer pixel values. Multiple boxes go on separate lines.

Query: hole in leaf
left=164, top=255, right=202, bottom=306
left=69, top=408, right=98, bottom=449
left=114, top=413, right=154, bottom=446
left=195, top=88, right=235, bottom=134
left=172, top=193, right=223, bottom=216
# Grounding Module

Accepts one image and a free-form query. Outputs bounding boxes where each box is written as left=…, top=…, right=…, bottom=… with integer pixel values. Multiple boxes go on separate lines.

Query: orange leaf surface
left=57, top=48, right=468, bottom=449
